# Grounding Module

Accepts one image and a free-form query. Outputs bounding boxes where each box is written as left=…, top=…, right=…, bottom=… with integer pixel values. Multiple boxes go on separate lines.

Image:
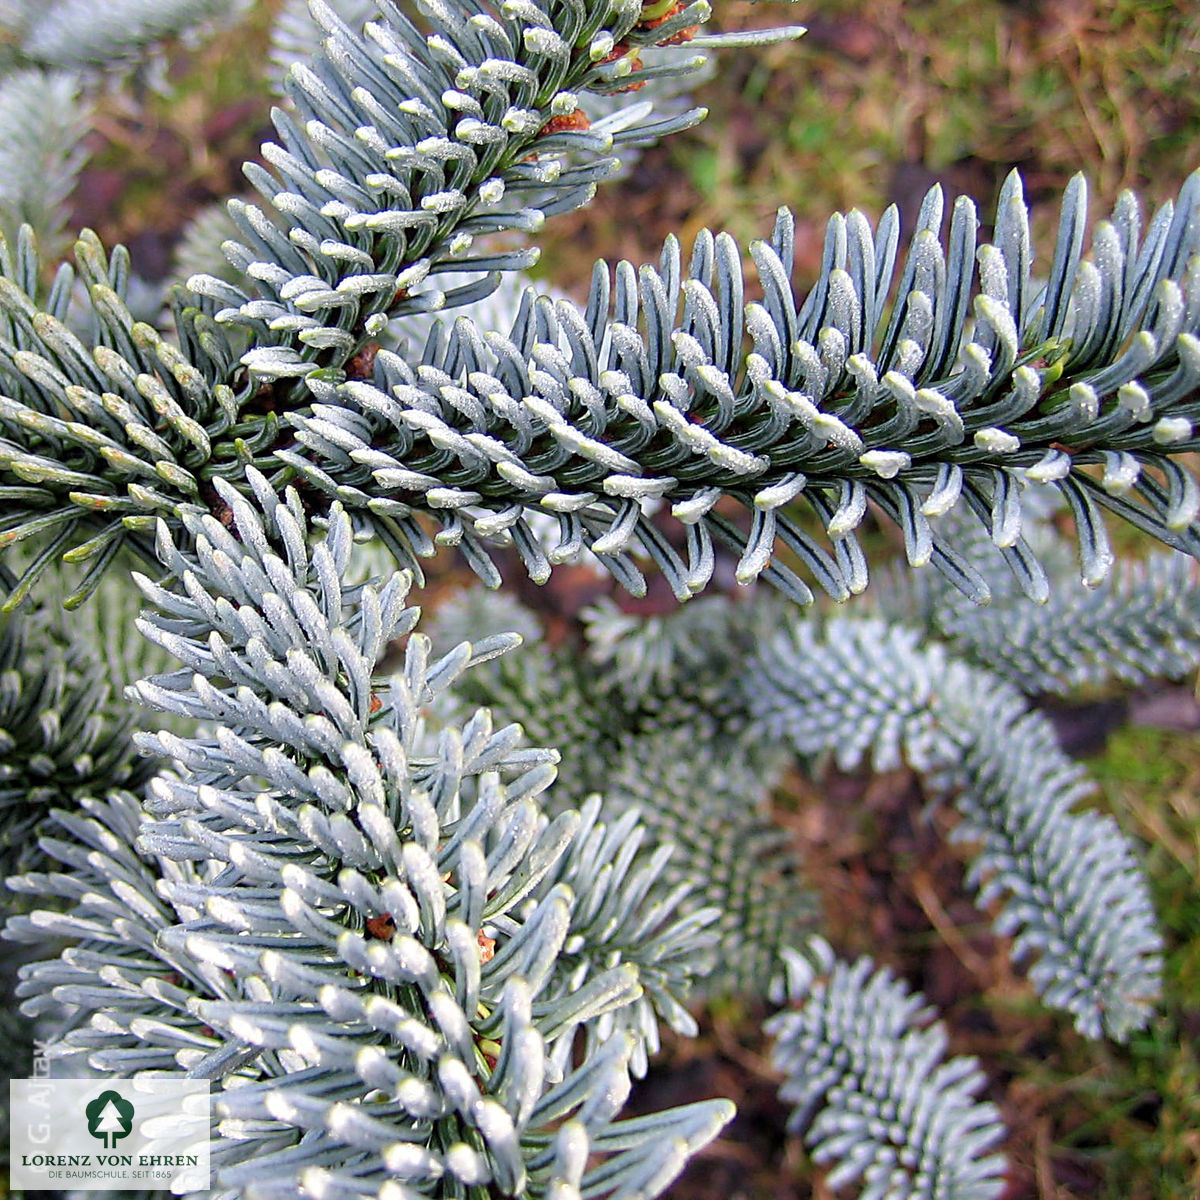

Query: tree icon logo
left=85, top=1090, right=135, bottom=1149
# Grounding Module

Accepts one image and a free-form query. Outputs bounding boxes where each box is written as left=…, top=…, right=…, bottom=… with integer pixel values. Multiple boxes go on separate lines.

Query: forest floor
left=70, top=2, right=1200, bottom=1197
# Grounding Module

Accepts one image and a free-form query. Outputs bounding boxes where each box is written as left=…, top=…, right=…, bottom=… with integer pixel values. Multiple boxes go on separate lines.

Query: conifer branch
left=767, top=939, right=1007, bottom=1200
left=11, top=0, right=249, bottom=69
left=0, top=577, right=153, bottom=875
left=934, top=551, right=1200, bottom=695
left=189, top=0, right=756, bottom=386
left=867, top=504, right=1200, bottom=695
left=282, top=172, right=1200, bottom=603
left=0, top=69, right=87, bottom=255
left=748, top=617, right=1163, bottom=1040
left=7, top=470, right=732, bottom=1197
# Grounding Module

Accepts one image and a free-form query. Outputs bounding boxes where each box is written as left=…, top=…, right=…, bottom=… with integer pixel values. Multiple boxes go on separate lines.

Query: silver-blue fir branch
left=767, top=940, right=1007, bottom=1200
left=748, top=616, right=1163, bottom=1043
left=7, top=475, right=733, bottom=1199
